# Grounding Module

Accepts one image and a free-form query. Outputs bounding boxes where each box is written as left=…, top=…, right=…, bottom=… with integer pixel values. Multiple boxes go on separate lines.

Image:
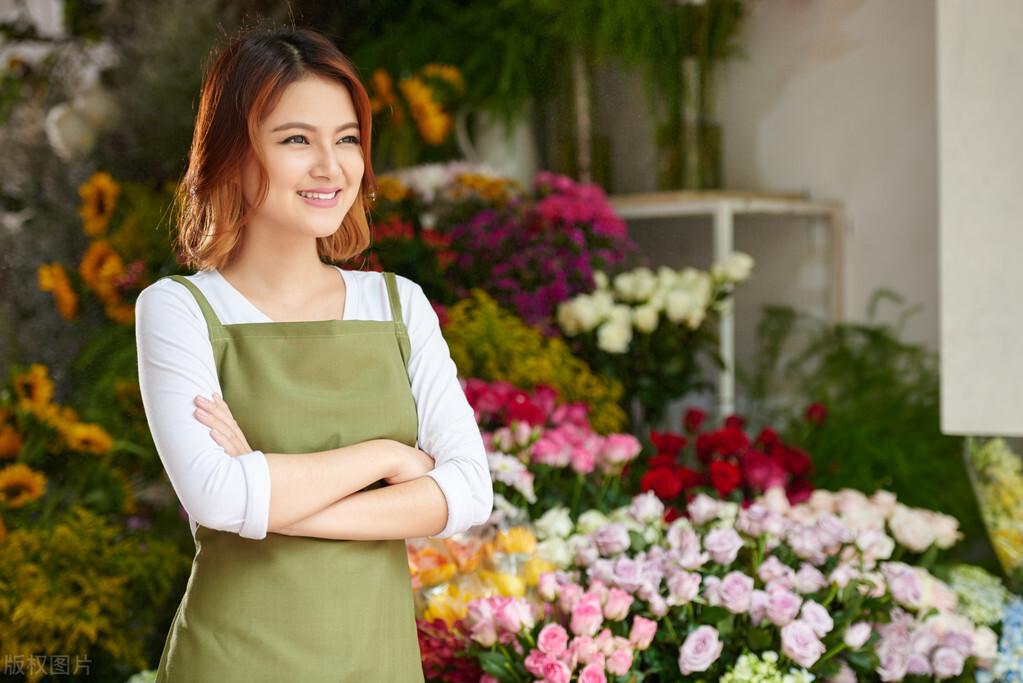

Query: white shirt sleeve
left=398, top=277, right=494, bottom=538
left=135, top=280, right=271, bottom=540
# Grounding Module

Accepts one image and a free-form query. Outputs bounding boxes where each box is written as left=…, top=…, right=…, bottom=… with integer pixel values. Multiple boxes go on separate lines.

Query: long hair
left=173, top=25, right=376, bottom=270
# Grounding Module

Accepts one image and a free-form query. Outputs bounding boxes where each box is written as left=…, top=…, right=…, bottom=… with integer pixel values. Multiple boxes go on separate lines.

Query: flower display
left=556, top=259, right=752, bottom=426
left=966, top=436, right=1023, bottom=586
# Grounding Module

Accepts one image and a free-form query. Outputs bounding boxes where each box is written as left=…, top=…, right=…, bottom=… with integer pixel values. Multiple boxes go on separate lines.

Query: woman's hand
left=193, top=392, right=253, bottom=457
left=384, top=443, right=436, bottom=485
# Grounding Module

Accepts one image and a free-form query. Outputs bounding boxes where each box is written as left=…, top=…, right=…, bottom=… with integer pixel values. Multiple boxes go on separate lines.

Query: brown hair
left=173, top=24, right=376, bottom=271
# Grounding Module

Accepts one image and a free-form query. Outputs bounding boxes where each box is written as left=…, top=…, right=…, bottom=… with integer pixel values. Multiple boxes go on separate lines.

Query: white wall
left=715, top=0, right=939, bottom=350
left=937, top=0, right=1023, bottom=437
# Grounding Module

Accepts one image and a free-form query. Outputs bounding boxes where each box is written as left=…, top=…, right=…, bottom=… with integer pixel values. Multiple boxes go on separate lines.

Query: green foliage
left=443, top=289, right=628, bottom=435
left=739, top=289, right=996, bottom=569
left=0, top=506, right=188, bottom=678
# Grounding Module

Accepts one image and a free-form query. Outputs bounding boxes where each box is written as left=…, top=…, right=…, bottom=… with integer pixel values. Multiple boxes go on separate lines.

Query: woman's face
left=240, top=75, right=365, bottom=239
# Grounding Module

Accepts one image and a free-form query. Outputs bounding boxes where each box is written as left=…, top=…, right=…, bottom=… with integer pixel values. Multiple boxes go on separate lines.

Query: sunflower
left=0, top=424, right=22, bottom=459
left=370, top=68, right=399, bottom=117
left=12, top=364, right=54, bottom=412
left=104, top=301, right=136, bottom=326
left=79, top=240, right=125, bottom=302
left=77, top=170, right=121, bottom=237
left=0, top=463, right=46, bottom=508
left=37, top=262, right=79, bottom=320
left=398, top=76, right=452, bottom=146
left=64, top=422, right=113, bottom=455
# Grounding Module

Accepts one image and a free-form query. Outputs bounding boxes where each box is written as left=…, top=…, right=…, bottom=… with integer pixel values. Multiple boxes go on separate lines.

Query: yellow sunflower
left=37, top=262, right=79, bottom=320
left=399, top=76, right=452, bottom=146
left=77, top=171, right=121, bottom=237
left=104, top=301, right=136, bottom=326
left=79, top=240, right=125, bottom=302
left=12, top=364, right=54, bottom=412
left=0, top=463, right=46, bottom=508
left=370, top=68, right=397, bottom=115
left=0, top=424, right=22, bottom=459
left=64, top=422, right=113, bottom=455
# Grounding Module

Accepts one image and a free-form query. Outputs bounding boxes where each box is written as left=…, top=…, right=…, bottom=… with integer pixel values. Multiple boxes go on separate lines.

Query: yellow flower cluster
left=370, top=68, right=403, bottom=123
left=448, top=172, right=521, bottom=205
left=374, top=175, right=410, bottom=203
left=409, top=525, right=556, bottom=628
left=10, top=363, right=113, bottom=455
left=968, top=437, right=1023, bottom=579
left=399, top=76, right=453, bottom=146
left=442, top=290, right=628, bottom=434
left=77, top=171, right=120, bottom=237
left=78, top=239, right=135, bottom=324
left=0, top=506, right=186, bottom=680
left=420, top=63, right=466, bottom=94
left=37, top=263, right=78, bottom=320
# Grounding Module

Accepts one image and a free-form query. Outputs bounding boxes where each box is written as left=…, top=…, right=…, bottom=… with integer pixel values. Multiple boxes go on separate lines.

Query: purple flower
left=718, top=571, right=755, bottom=614
left=703, top=527, right=743, bottom=565
left=677, top=626, right=723, bottom=674
left=781, top=620, right=826, bottom=669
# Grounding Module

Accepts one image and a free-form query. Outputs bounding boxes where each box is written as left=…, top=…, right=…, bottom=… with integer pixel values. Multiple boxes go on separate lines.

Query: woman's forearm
left=276, top=475, right=448, bottom=540
left=263, top=439, right=399, bottom=532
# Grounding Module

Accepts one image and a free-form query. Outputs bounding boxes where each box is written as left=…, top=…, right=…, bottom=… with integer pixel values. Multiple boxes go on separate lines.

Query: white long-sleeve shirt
left=135, top=266, right=493, bottom=541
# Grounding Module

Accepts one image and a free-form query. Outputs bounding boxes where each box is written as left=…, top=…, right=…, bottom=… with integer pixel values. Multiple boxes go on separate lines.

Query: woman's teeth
left=298, top=190, right=338, bottom=199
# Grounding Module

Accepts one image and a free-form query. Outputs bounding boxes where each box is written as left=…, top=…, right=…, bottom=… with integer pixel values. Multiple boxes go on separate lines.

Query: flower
left=711, top=251, right=754, bottom=283
left=708, top=460, right=742, bottom=497
left=64, top=422, right=114, bottom=454
left=780, top=620, right=826, bottom=669
left=931, top=646, right=965, bottom=679
left=37, top=263, right=79, bottom=319
left=703, top=527, right=743, bottom=565
left=13, top=364, right=55, bottom=412
left=0, top=463, right=46, bottom=508
left=677, top=625, right=723, bottom=674
left=628, top=615, right=657, bottom=650
left=799, top=600, right=834, bottom=637
left=844, top=622, right=872, bottom=649
left=77, top=170, right=121, bottom=236
left=537, top=623, right=569, bottom=657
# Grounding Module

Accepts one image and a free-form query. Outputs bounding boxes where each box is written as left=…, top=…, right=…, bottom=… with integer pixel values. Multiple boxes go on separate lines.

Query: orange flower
left=0, top=463, right=46, bottom=508
left=64, top=422, right=113, bottom=455
left=77, top=171, right=121, bottom=236
left=12, top=364, right=54, bottom=412
left=37, top=262, right=79, bottom=319
left=0, top=424, right=22, bottom=459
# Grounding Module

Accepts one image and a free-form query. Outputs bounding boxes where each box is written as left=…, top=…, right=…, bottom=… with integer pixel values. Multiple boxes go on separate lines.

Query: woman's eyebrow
left=270, top=121, right=359, bottom=133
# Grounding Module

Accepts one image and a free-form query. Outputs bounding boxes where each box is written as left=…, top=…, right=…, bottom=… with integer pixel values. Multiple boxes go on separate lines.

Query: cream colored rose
left=593, top=270, right=610, bottom=290
left=597, top=319, right=632, bottom=353
left=577, top=510, right=611, bottom=534
left=632, top=304, right=660, bottom=333
left=712, top=251, right=754, bottom=282
left=536, top=506, right=573, bottom=539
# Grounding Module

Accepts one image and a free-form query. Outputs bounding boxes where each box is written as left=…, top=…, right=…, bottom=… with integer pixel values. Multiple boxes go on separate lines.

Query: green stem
left=816, top=642, right=848, bottom=667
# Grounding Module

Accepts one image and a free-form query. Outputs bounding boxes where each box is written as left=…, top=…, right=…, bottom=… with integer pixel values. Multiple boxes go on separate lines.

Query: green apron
left=154, top=271, right=425, bottom=682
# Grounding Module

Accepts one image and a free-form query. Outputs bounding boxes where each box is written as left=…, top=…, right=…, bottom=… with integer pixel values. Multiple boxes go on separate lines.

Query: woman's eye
left=282, top=134, right=360, bottom=145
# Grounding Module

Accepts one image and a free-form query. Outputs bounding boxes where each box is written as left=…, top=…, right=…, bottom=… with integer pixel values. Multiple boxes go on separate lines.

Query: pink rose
left=571, top=594, right=605, bottom=637
left=525, top=649, right=554, bottom=678
left=844, top=622, right=872, bottom=650
left=781, top=620, right=826, bottom=668
left=677, top=625, right=723, bottom=674
left=758, top=555, right=796, bottom=586
left=568, top=635, right=601, bottom=668
left=666, top=570, right=701, bottom=606
left=882, top=562, right=922, bottom=608
left=799, top=600, right=834, bottom=637
left=794, top=563, right=828, bottom=593
left=578, top=663, right=607, bottom=683
left=607, top=648, right=633, bottom=676
left=703, top=527, right=743, bottom=565
left=537, top=623, right=569, bottom=658
left=766, top=587, right=803, bottom=627
left=558, top=583, right=584, bottom=613
left=601, top=433, right=642, bottom=466
left=603, top=588, right=634, bottom=621
left=687, top=493, right=721, bottom=524
left=593, top=523, right=631, bottom=556
left=541, top=659, right=571, bottom=683
left=629, top=615, right=658, bottom=650
left=718, top=571, right=754, bottom=614
left=749, top=589, right=769, bottom=626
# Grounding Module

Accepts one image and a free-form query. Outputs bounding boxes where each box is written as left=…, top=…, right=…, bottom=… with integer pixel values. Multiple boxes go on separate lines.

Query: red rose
left=754, top=427, right=780, bottom=451
left=663, top=506, right=684, bottom=524
left=708, top=460, right=742, bottom=497
left=676, top=466, right=702, bottom=490
left=650, top=429, right=688, bottom=458
left=649, top=453, right=677, bottom=469
left=805, top=402, right=827, bottom=426
left=740, top=450, right=788, bottom=491
left=724, top=414, right=746, bottom=431
left=683, top=407, right=707, bottom=434
left=641, top=466, right=684, bottom=500
left=780, top=447, right=814, bottom=478
left=506, top=390, right=546, bottom=425
left=786, top=478, right=814, bottom=504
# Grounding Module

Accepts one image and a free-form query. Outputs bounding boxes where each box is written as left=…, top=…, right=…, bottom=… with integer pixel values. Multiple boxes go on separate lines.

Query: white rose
left=536, top=506, right=573, bottom=539
left=665, top=289, right=695, bottom=324
left=591, top=290, right=615, bottom=318
left=556, top=301, right=581, bottom=336
left=657, top=266, right=678, bottom=291
left=613, top=272, right=637, bottom=301
left=632, top=304, right=659, bottom=333
left=536, top=537, right=573, bottom=567
left=573, top=296, right=603, bottom=333
left=577, top=510, right=610, bottom=535
left=889, top=504, right=936, bottom=552
left=597, top=319, right=632, bottom=354
left=593, top=270, right=609, bottom=290
left=972, top=625, right=998, bottom=664
left=711, top=252, right=754, bottom=282
left=632, top=267, right=658, bottom=300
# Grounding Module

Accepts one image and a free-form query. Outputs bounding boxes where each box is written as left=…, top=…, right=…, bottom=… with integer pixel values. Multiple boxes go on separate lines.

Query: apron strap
left=383, top=272, right=412, bottom=368
left=165, top=275, right=225, bottom=341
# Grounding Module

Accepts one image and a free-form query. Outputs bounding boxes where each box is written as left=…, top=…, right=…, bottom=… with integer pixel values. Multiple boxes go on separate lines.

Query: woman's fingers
left=194, top=395, right=250, bottom=456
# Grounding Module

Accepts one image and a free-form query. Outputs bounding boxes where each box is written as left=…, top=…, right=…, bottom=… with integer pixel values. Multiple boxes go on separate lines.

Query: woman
left=134, top=25, right=494, bottom=681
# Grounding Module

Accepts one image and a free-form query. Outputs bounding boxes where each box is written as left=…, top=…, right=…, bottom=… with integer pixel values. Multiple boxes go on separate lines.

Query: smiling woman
left=136, top=21, right=492, bottom=683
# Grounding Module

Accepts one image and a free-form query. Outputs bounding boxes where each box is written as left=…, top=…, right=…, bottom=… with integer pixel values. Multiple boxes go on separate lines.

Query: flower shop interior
left=1, top=0, right=1022, bottom=681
